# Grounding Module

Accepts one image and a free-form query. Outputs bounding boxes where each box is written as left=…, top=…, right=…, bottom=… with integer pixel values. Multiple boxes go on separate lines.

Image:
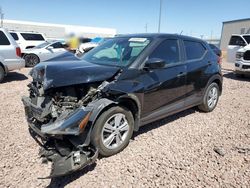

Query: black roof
left=115, top=33, right=204, bottom=42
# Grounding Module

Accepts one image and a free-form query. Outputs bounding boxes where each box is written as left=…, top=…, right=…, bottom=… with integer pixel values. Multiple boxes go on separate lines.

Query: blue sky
left=1, top=0, right=250, bottom=39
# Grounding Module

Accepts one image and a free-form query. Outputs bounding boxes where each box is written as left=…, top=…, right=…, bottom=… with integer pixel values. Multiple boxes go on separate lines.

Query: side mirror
left=47, top=46, right=53, bottom=50
left=144, top=58, right=165, bottom=69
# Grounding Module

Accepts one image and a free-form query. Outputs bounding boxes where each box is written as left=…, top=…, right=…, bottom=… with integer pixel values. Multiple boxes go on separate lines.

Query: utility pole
left=145, top=23, right=148, bottom=33
left=158, top=0, right=162, bottom=33
left=0, top=7, right=4, bottom=27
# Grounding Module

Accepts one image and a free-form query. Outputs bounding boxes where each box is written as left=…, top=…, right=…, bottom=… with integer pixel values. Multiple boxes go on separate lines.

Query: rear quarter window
left=20, top=33, right=45, bottom=41
left=10, top=32, right=19, bottom=40
left=0, top=31, right=10, bottom=45
left=184, top=40, right=206, bottom=60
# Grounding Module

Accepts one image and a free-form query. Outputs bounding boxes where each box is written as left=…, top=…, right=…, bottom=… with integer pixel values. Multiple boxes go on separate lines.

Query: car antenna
left=180, top=30, right=183, bottom=35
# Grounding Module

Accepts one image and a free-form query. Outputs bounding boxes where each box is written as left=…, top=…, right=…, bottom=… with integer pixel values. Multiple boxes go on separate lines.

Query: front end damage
left=22, top=75, right=116, bottom=178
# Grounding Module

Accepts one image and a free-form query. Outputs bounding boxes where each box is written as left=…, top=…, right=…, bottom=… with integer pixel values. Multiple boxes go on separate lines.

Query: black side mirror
left=144, top=58, right=165, bottom=69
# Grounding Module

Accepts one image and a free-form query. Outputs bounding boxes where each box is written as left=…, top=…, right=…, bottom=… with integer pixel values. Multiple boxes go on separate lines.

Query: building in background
left=220, top=18, right=250, bottom=50
left=2, top=19, right=117, bottom=39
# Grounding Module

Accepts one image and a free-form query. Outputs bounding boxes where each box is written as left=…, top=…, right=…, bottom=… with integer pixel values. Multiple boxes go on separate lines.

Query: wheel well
left=118, top=98, right=140, bottom=131
left=213, top=79, right=222, bottom=94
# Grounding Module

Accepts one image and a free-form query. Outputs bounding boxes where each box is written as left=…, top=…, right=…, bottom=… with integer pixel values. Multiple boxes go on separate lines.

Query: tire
left=0, top=66, right=4, bottom=83
left=24, top=54, right=40, bottom=67
left=91, top=106, right=134, bottom=157
left=198, top=82, right=219, bottom=112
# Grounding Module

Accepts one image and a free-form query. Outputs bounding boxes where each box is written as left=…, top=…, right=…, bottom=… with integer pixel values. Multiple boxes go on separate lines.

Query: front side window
left=184, top=40, right=206, bottom=60
left=21, top=33, right=45, bottom=41
left=149, top=39, right=180, bottom=64
left=229, top=36, right=246, bottom=46
left=10, top=32, right=19, bottom=40
left=82, top=37, right=151, bottom=67
left=0, top=31, right=10, bottom=45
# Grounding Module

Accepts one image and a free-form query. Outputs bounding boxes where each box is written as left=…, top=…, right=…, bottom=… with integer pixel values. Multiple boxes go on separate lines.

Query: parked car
left=209, top=43, right=222, bottom=57
left=227, top=34, right=250, bottom=63
left=22, top=34, right=222, bottom=178
left=235, top=45, right=250, bottom=77
left=0, top=28, right=25, bottom=83
left=9, top=31, right=46, bottom=51
left=22, top=41, right=67, bottom=67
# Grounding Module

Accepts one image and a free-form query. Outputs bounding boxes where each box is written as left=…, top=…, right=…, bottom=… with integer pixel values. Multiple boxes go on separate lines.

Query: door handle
left=177, top=72, right=186, bottom=77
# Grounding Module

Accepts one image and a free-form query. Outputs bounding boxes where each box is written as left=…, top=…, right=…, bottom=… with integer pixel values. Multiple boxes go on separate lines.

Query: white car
left=9, top=31, right=46, bottom=51
left=22, top=41, right=67, bottom=67
left=235, top=44, right=250, bottom=77
left=227, top=34, right=250, bottom=63
left=0, top=28, right=25, bottom=83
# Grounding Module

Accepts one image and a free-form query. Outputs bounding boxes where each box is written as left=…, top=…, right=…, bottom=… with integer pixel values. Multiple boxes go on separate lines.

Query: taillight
left=16, top=47, right=21, bottom=57
left=218, top=57, right=222, bottom=64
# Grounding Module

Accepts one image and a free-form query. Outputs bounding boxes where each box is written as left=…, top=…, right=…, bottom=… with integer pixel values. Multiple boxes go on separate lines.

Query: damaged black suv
left=22, top=34, right=222, bottom=177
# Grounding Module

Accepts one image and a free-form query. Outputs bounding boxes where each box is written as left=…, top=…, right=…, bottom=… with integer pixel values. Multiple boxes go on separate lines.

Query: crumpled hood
left=30, top=60, right=121, bottom=90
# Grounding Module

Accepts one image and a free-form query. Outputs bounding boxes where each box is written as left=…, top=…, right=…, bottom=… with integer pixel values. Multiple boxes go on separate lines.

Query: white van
left=227, top=34, right=250, bottom=63
left=0, top=28, right=25, bottom=82
left=9, top=31, right=46, bottom=51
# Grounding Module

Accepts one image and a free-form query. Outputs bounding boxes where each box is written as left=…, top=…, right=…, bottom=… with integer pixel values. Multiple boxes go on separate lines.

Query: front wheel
left=91, top=106, right=134, bottom=157
left=198, top=82, right=220, bottom=112
left=0, top=66, right=5, bottom=83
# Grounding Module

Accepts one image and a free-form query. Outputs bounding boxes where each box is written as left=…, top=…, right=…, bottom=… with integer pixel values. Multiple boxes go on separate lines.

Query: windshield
left=82, top=37, right=151, bottom=67
left=34, top=42, right=51, bottom=49
left=243, top=36, right=250, bottom=44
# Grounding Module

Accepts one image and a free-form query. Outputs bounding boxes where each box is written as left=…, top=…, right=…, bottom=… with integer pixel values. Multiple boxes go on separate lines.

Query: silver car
left=0, top=28, right=25, bottom=83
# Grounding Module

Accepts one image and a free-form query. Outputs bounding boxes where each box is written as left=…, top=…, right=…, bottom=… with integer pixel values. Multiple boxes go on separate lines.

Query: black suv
left=22, top=34, right=222, bottom=177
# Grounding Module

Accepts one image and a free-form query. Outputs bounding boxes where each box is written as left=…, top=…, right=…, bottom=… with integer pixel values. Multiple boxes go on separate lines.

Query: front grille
left=242, top=65, right=250, bottom=69
left=243, top=51, right=250, bottom=61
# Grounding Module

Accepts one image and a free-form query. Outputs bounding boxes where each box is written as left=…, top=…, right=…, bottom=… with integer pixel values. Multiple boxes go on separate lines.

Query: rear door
left=227, top=36, right=247, bottom=63
left=141, top=38, right=187, bottom=123
left=183, top=40, right=210, bottom=106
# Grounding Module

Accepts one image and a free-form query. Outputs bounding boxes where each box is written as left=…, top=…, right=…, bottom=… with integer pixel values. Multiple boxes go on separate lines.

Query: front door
left=140, top=38, right=187, bottom=123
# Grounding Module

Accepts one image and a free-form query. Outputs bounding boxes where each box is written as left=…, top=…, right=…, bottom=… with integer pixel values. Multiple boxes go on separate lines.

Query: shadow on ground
left=47, top=108, right=196, bottom=187
left=223, top=72, right=250, bottom=82
left=2, top=72, right=28, bottom=83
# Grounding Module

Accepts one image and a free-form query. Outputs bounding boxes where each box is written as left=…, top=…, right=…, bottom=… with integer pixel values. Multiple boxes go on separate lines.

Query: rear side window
left=0, top=31, right=10, bottom=45
left=20, top=33, right=45, bottom=41
left=184, top=40, right=206, bottom=60
left=229, top=36, right=246, bottom=46
left=10, top=32, right=19, bottom=40
left=149, top=39, right=180, bottom=64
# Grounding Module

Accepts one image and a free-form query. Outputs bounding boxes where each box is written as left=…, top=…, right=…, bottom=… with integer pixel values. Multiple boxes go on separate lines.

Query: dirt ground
left=0, top=62, right=249, bottom=188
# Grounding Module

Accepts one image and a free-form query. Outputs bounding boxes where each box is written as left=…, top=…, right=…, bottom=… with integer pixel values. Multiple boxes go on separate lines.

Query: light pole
left=158, top=0, right=162, bottom=33
left=0, top=7, right=4, bottom=27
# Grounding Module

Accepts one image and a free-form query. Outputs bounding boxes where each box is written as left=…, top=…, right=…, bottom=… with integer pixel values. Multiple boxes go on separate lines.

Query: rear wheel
left=24, top=54, right=40, bottom=67
left=91, top=106, right=134, bottom=157
left=198, top=82, right=219, bottom=112
left=0, top=66, right=4, bottom=83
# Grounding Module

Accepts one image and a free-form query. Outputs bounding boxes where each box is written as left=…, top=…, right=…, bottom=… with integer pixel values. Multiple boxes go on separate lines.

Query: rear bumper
left=4, top=58, right=25, bottom=72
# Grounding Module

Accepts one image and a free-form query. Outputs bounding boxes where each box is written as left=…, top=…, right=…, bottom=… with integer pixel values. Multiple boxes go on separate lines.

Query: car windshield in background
left=10, top=33, right=19, bottom=40
left=82, top=37, right=151, bottom=67
left=21, top=33, right=45, bottom=41
left=34, top=41, right=50, bottom=49
left=243, top=36, right=250, bottom=44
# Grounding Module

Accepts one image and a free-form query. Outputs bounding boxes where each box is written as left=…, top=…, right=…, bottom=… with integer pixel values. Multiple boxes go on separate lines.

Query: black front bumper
left=22, top=96, right=98, bottom=178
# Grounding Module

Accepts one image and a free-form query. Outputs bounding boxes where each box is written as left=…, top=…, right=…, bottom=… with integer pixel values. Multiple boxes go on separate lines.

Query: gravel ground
left=0, top=62, right=249, bottom=188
